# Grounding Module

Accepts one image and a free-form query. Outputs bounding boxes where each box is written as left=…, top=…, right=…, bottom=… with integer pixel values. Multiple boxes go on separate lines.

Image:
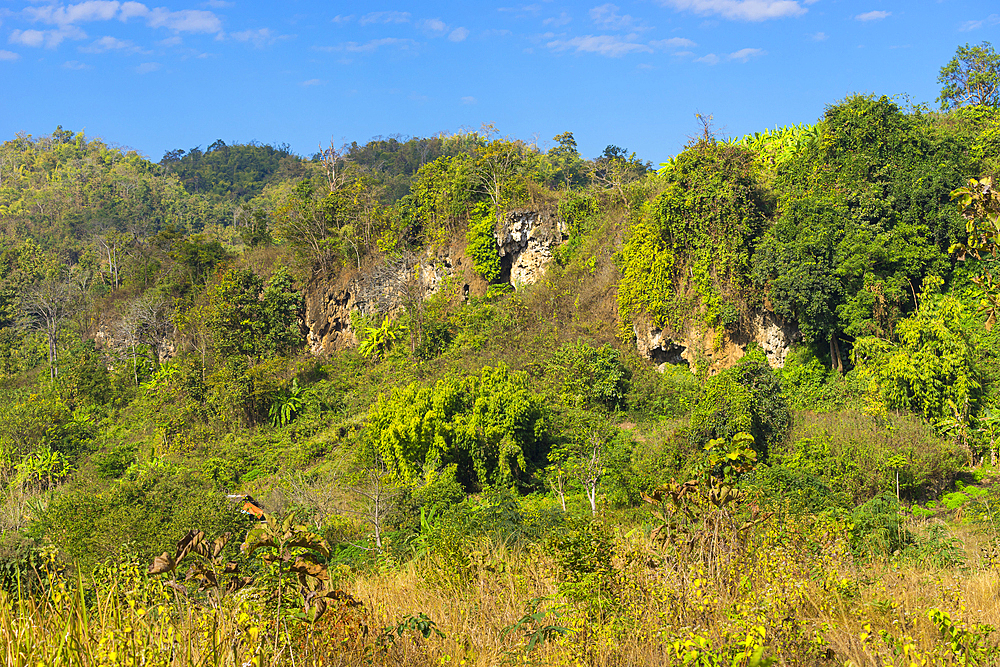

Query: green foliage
left=755, top=95, right=969, bottom=346
left=938, top=41, right=1000, bottom=110
left=853, top=290, right=982, bottom=423
left=161, top=140, right=302, bottom=201
left=618, top=137, right=770, bottom=332
left=207, top=267, right=303, bottom=361
left=366, top=364, right=546, bottom=491
left=38, top=462, right=251, bottom=571
left=689, top=348, right=789, bottom=461
left=776, top=411, right=964, bottom=503
left=357, top=315, right=405, bottom=363
left=465, top=202, right=501, bottom=282
left=849, top=493, right=909, bottom=559
left=548, top=341, right=630, bottom=411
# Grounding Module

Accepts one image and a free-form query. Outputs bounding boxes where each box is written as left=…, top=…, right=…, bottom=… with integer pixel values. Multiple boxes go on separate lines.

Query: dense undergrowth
left=3, top=92, right=1000, bottom=665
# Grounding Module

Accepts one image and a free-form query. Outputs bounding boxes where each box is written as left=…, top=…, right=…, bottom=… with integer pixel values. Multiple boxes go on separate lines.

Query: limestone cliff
left=634, top=309, right=801, bottom=374
left=303, top=208, right=566, bottom=356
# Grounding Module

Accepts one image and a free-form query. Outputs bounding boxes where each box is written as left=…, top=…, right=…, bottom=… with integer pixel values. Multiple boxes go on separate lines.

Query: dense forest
left=4, top=44, right=1000, bottom=667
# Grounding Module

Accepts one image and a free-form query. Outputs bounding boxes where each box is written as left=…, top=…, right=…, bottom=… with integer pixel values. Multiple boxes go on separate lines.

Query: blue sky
left=0, top=1, right=997, bottom=164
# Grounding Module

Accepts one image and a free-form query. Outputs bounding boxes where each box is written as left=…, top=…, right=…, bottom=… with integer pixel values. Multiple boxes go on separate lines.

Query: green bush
left=849, top=493, right=910, bottom=559
left=689, top=347, right=789, bottom=461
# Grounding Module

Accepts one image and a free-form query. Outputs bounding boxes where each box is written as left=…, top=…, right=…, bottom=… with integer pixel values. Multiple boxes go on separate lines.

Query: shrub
left=689, top=347, right=789, bottom=461
left=849, top=493, right=910, bottom=559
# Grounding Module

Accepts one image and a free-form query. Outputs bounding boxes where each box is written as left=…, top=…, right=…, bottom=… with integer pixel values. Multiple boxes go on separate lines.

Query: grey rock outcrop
left=635, top=309, right=801, bottom=374
left=496, top=209, right=566, bottom=288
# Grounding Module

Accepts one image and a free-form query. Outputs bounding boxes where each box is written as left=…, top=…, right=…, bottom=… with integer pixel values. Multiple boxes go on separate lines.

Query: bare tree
left=118, top=293, right=173, bottom=384
left=20, top=280, right=77, bottom=380
left=343, top=462, right=399, bottom=551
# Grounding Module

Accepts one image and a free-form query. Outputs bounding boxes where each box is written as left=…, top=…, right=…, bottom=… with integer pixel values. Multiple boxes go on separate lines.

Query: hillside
left=5, top=96, right=1000, bottom=665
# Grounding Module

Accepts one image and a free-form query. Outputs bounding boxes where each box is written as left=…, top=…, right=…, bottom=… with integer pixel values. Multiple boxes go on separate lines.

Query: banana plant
left=242, top=512, right=359, bottom=624
left=148, top=529, right=250, bottom=608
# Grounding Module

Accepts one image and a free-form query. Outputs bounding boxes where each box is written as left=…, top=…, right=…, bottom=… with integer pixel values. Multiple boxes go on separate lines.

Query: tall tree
left=938, top=41, right=1000, bottom=110
left=20, top=279, right=77, bottom=380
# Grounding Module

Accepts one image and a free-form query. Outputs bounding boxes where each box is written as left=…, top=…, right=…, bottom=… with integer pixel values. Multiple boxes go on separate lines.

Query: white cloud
left=728, top=46, right=763, bottom=61
left=448, top=27, right=468, bottom=42
left=0, top=49, right=20, bottom=60
left=547, top=34, right=652, bottom=57
left=329, top=37, right=418, bottom=53
left=358, top=11, right=410, bottom=26
left=301, top=78, right=322, bottom=86
left=79, top=34, right=141, bottom=51
left=461, top=95, right=476, bottom=104
left=157, top=35, right=181, bottom=46
left=202, top=0, right=233, bottom=7
left=589, top=4, right=645, bottom=30
left=9, top=26, right=86, bottom=48
left=959, top=14, right=999, bottom=31
left=63, top=59, right=90, bottom=68
left=695, top=52, right=719, bottom=64
left=136, top=60, right=159, bottom=72
left=543, top=12, right=571, bottom=27
left=810, top=31, right=827, bottom=40
left=229, top=27, right=282, bottom=47
left=418, top=18, right=447, bottom=33
left=332, top=14, right=354, bottom=23
left=659, top=0, right=807, bottom=21
left=119, top=2, right=149, bottom=20
left=146, top=8, right=221, bottom=32
left=855, top=10, right=889, bottom=22
left=650, top=36, right=696, bottom=49
left=25, top=1, right=121, bottom=26
left=9, top=29, right=45, bottom=47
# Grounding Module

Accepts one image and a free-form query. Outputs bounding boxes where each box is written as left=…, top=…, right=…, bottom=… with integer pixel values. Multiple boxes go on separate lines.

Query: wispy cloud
left=810, top=31, right=827, bottom=41
left=547, top=34, right=653, bottom=57
left=9, top=26, right=86, bottom=48
left=63, top=58, right=90, bottom=68
left=418, top=18, right=447, bottom=33
left=694, top=47, right=764, bottom=63
left=543, top=12, right=571, bottom=27
left=659, top=0, right=807, bottom=22
left=960, top=14, right=1000, bottom=31
left=728, top=46, right=764, bottom=61
left=358, top=11, right=411, bottom=26
left=22, top=2, right=223, bottom=33
left=650, top=37, right=696, bottom=49
left=25, top=1, right=120, bottom=26
left=855, top=10, right=890, bottom=22
left=301, top=78, right=322, bottom=86
left=323, top=37, right=418, bottom=54
left=0, top=49, right=21, bottom=61
left=461, top=96, right=476, bottom=104
left=332, top=15, right=354, bottom=23
left=449, top=27, right=469, bottom=42
left=79, top=34, right=142, bottom=52
left=136, top=60, right=159, bottom=72
left=201, top=0, right=232, bottom=7
left=227, top=28, right=287, bottom=47
left=590, top=4, right=647, bottom=31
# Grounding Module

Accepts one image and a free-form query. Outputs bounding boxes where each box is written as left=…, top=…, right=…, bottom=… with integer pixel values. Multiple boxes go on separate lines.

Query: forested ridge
left=7, top=47, right=1000, bottom=665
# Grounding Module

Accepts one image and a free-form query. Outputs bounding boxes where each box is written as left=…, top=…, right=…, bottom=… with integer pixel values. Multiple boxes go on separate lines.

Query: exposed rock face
left=303, top=241, right=486, bottom=356
left=303, top=209, right=567, bottom=356
left=635, top=309, right=801, bottom=374
left=496, top=209, right=566, bottom=288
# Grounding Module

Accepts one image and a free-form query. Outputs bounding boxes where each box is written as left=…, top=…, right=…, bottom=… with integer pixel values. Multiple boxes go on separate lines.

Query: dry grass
left=4, top=513, right=1000, bottom=666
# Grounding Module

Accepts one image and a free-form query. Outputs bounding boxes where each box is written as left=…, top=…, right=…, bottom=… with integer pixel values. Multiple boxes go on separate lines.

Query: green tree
left=938, top=42, right=1000, bottom=110
left=689, top=347, right=789, bottom=462
left=853, top=287, right=982, bottom=424
left=207, top=267, right=303, bottom=361
left=365, top=364, right=546, bottom=491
